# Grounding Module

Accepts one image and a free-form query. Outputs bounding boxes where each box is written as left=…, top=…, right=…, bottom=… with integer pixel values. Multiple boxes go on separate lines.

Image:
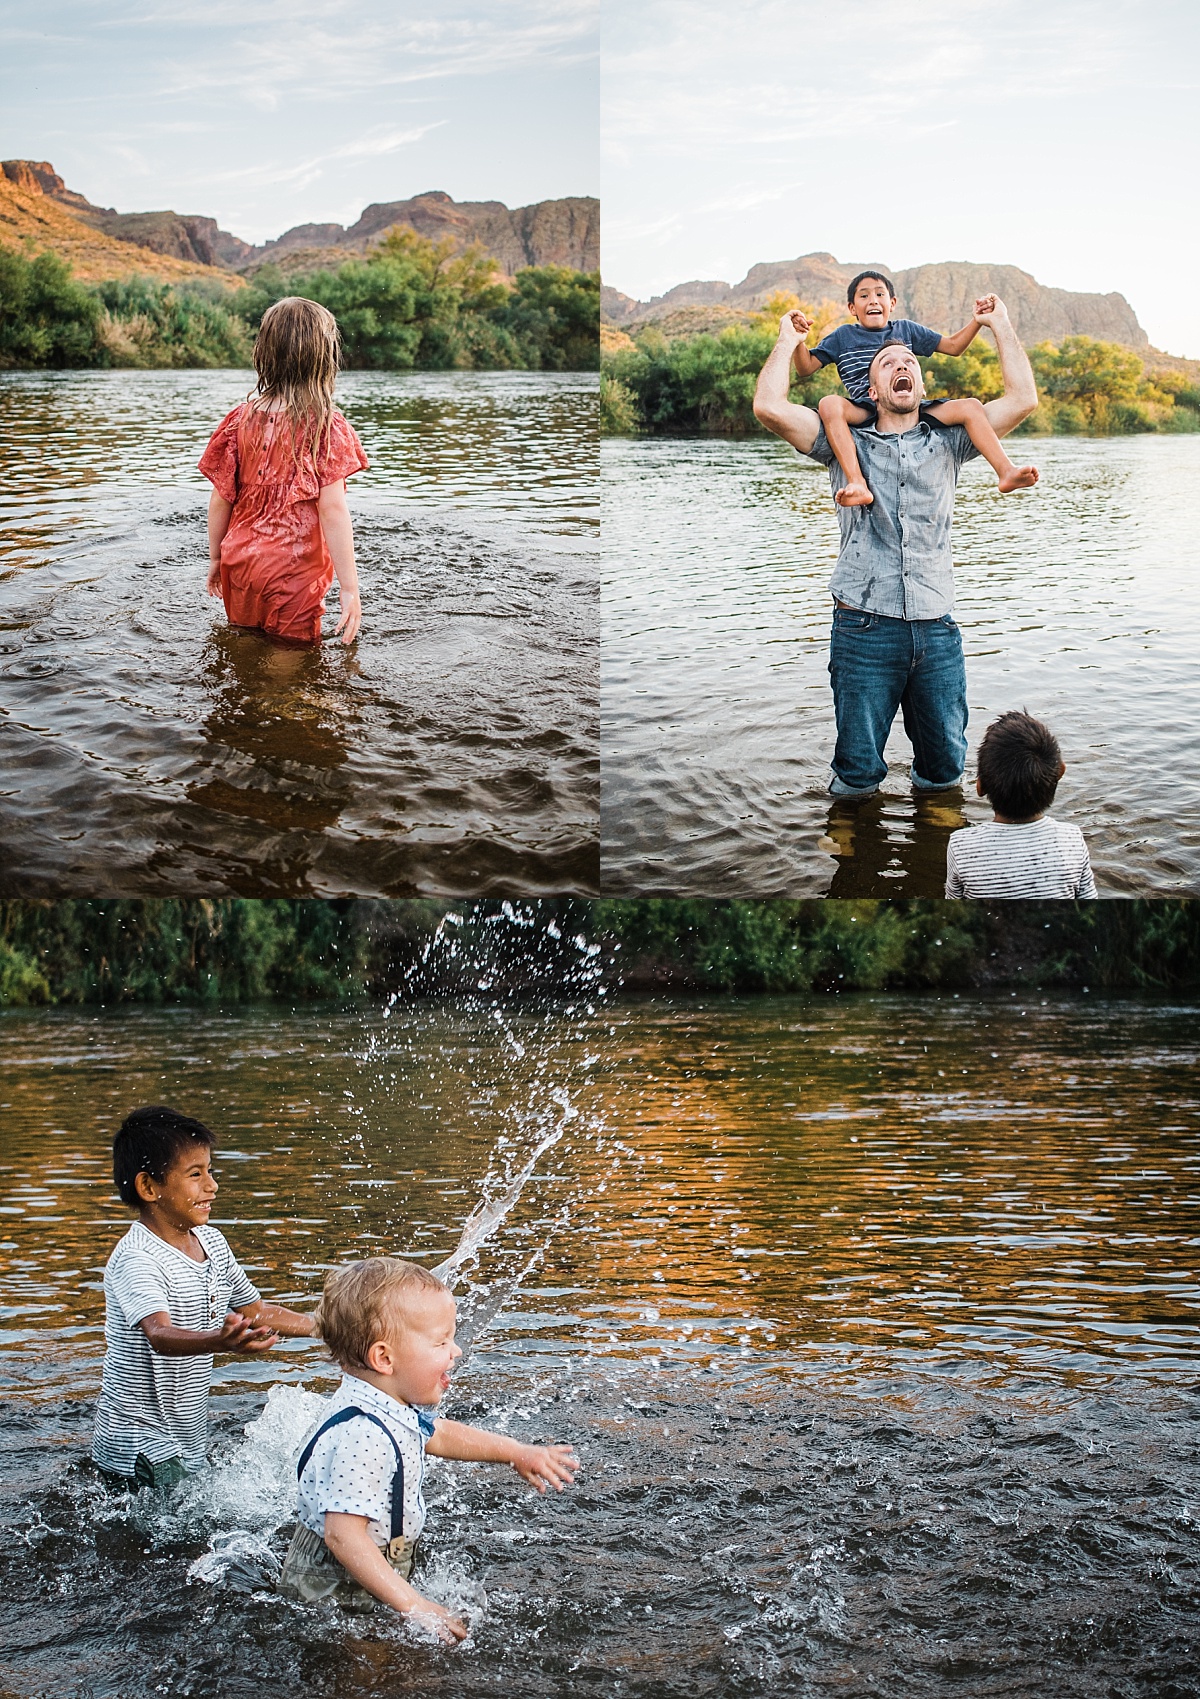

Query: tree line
left=1, top=899, right=1197, bottom=1005
left=602, top=303, right=1200, bottom=436
left=0, top=231, right=600, bottom=372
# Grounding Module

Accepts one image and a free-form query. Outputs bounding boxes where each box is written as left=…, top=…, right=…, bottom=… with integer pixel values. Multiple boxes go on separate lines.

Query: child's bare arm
left=138, top=1309, right=279, bottom=1356
left=316, top=480, right=362, bottom=644
left=425, top=1418, right=580, bottom=1493
left=236, top=1299, right=318, bottom=1338
left=322, top=1514, right=467, bottom=1642
left=788, top=311, right=822, bottom=378
left=206, top=492, right=233, bottom=597
left=936, top=294, right=999, bottom=357
left=935, top=320, right=981, bottom=357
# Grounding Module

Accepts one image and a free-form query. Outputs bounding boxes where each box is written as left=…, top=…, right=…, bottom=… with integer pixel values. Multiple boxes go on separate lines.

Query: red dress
left=199, top=404, right=369, bottom=644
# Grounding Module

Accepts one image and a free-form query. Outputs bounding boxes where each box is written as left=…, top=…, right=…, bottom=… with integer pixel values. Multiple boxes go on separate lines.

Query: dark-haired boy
left=945, top=711, right=1097, bottom=899
left=790, top=270, right=1038, bottom=507
left=92, top=1106, right=316, bottom=1487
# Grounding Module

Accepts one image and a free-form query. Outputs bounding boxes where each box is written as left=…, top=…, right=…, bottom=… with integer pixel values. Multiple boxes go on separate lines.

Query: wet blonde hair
left=249, top=296, right=341, bottom=462
left=315, top=1257, right=449, bottom=1373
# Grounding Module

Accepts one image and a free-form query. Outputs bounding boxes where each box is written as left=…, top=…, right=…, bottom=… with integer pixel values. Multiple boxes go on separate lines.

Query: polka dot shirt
left=296, top=1373, right=435, bottom=1547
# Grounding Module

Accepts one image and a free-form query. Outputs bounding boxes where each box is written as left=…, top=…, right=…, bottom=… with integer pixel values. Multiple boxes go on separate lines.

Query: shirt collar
left=339, top=1371, right=425, bottom=1434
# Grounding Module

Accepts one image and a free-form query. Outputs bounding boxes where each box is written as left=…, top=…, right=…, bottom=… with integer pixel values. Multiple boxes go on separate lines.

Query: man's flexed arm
left=977, top=298, right=1037, bottom=438
left=754, top=314, right=822, bottom=453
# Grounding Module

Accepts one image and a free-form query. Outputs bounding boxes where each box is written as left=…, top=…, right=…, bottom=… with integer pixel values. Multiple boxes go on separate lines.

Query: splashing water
left=182, top=905, right=609, bottom=1611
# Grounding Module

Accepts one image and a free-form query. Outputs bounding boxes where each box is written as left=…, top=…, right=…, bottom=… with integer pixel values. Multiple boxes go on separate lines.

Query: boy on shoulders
left=92, top=1106, right=316, bottom=1488
left=791, top=270, right=1038, bottom=507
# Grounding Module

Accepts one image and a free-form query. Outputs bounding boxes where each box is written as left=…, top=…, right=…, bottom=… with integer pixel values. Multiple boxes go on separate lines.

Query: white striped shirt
left=296, top=1373, right=433, bottom=1548
left=92, top=1221, right=259, bottom=1476
left=945, top=817, right=1098, bottom=900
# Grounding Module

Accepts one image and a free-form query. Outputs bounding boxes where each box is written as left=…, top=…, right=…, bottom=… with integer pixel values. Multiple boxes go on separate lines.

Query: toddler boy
left=790, top=270, right=1038, bottom=506
left=92, top=1106, right=316, bottom=1487
left=945, top=711, right=1097, bottom=899
left=279, top=1257, right=578, bottom=1641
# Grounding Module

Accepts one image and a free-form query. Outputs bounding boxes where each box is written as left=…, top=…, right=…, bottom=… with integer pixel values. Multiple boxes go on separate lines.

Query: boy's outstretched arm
left=237, top=1299, right=318, bottom=1338
left=138, top=1309, right=280, bottom=1356
left=976, top=297, right=1038, bottom=437
left=935, top=294, right=998, bottom=357
left=322, top=1513, right=467, bottom=1643
left=788, top=310, right=822, bottom=378
left=425, top=1418, right=580, bottom=1493
left=753, top=313, right=822, bottom=453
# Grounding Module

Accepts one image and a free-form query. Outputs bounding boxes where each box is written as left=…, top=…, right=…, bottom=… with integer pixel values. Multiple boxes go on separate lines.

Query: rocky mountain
left=1, top=160, right=598, bottom=279
left=0, top=161, right=233, bottom=283
left=605, top=251, right=1148, bottom=349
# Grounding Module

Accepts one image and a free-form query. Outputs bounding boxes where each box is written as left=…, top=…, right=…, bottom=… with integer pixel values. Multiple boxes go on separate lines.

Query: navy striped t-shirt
left=812, top=318, right=943, bottom=403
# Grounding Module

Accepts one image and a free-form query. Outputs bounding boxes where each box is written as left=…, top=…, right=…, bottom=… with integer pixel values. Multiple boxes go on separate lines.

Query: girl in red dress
left=199, top=297, right=369, bottom=645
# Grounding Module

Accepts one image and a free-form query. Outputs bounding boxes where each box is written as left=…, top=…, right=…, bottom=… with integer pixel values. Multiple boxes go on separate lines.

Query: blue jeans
left=827, top=607, right=967, bottom=795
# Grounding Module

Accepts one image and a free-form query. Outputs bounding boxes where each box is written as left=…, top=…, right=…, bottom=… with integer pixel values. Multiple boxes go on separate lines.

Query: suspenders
left=296, top=1406, right=406, bottom=1544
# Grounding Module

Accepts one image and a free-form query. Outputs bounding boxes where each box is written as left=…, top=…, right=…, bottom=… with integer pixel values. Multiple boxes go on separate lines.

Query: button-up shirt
left=801, top=418, right=979, bottom=620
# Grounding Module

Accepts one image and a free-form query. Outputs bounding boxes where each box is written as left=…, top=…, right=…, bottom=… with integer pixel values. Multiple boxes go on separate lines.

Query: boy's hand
left=974, top=294, right=1008, bottom=326
left=333, top=590, right=362, bottom=645
left=216, top=1311, right=278, bottom=1354
left=510, top=1442, right=580, bottom=1493
left=408, top=1598, right=469, bottom=1644
left=205, top=560, right=222, bottom=597
left=789, top=309, right=813, bottom=339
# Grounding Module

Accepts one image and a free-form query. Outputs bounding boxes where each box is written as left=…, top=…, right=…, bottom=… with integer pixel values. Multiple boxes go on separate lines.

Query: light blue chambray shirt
left=801, top=419, right=979, bottom=620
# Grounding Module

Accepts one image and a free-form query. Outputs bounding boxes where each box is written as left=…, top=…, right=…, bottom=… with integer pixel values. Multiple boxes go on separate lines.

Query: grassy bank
left=0, top=235, right=600, bottom=372
left=1, top=900, right=1196, bottom=1006
left=601, top=321, right=1200, bottom=436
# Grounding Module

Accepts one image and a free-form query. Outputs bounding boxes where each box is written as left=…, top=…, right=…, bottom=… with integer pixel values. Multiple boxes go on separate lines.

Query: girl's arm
left=206, top=492, right=233, bottom=596
left=317, top=481, right=362, bottom=644
left=425, top=1418, right=579, bottom=1492
left=321, top=1514, right=467, bottom=1642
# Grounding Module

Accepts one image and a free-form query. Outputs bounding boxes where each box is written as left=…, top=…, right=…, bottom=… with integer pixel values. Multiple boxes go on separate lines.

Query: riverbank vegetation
left=601, top=304, right=1200, bottom=436
left=1, top=899, right=1196, bottom=1006
left=0, top=238, right=600, bottom=372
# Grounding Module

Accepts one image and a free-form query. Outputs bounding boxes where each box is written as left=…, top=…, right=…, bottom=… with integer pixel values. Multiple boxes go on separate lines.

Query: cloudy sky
left=0, top=0, right=597, bottom=245
left=604, top=0, right=1199, bottom=356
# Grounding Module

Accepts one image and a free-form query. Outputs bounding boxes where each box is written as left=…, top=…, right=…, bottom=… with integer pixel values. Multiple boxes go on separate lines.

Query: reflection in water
left=0, top=989, right=1197, bottom=1696
left=0, top=371, right=598, bottom=896
left=189, top=629, right=354, bottom=835
left=602, top=432, right=1200, bottom=896
left=819, top=788, right=968, bottom=896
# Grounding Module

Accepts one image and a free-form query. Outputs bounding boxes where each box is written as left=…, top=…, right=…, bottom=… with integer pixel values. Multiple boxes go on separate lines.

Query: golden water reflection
left=0, top=993, right=1196, bottom=1406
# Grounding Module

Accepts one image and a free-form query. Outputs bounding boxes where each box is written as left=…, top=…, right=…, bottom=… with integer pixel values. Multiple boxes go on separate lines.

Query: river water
left=0, top=371, right=598, bottom=897
left=1, top=981, right=1197, bottom=1697
left=602, top=433, right=1200, bottom=897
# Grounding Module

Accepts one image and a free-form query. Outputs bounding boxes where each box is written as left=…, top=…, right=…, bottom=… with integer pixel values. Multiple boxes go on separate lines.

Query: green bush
left=93, top=276, right=252, bottom=368
left=0, top=235, right=598, bottom=372
left=491, top=267, right=600, bottom=370
left=600, top=372, right=640, bottom=434
left=0, top=246, right=102, bottom=367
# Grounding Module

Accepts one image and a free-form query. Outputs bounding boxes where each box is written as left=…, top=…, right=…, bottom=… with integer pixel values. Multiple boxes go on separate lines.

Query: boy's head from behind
left=976, top=711, right=1065, bottom=822
left=847, top=270, right=897, bottom=327
left=113, top=1105, right=215, bottom=1209
left=317, top=1258, right=460, bottom=1405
